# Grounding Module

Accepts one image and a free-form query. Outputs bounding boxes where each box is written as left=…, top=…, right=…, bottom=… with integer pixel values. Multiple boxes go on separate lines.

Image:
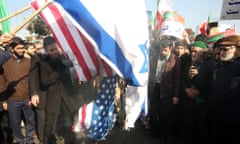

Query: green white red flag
left=154, top=0, right=172, bottom=31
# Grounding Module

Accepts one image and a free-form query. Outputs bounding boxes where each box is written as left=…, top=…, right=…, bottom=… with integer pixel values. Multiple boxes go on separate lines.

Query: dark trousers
left=149, top=83, right=161, bottom=135
left=44, top=112, right=59, bottom=144
left=44, top=100, right=75, bottom=144
left=158, top=97, right=177, bottom=144
left=34, top=108, right=46, bottom=142
left=0, top=111, right=13, bottom=144
left=209, top=120, right=240, bottom=144
left=8, top=99, right=35, bottom=144
left=183, top=98, right=207, bottom=144
left=149, top=83, right=177, bottom=144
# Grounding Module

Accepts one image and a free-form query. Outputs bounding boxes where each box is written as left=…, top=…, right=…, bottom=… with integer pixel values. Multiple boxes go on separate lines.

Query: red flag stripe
left=31, top=1, right=92, bottom=80
left=46, top=3, right=95, bottom=80
left=80, top=104, right=87, bottom=129
left=31, top=1, right=102, bottom=80
left=78, top=30, right=100, bottom=73
left=155, top=11, right=163, bottom=31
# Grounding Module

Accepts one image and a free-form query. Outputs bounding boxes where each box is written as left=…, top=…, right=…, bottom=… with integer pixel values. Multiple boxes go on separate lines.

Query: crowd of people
left=147, top=31, right=240, bottom=144
left=0, top=34, right=90, bottom=144
left=0, top=22, right=240, bottom=144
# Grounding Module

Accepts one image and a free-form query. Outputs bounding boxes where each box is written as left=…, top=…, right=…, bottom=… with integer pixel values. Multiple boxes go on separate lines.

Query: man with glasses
left=208, top=35, right=240, bottom=144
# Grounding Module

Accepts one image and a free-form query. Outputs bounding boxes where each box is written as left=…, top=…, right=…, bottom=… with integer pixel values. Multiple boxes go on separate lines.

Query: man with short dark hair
left=0, top=36, right=36, bottom=144
left=35, top=36, right=77, bottom=143
left=151, top=39, right=181, bottom=144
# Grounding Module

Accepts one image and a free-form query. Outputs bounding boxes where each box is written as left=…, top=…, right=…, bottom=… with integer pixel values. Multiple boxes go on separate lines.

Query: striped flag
left=160, top=11, right=185, bottom=39
left=199, top=14, right=211, bottom=35
left=31, top=0, right=113, bottom=82
left=0, top=0, right=10, bottom=34
left=31, top=0, right=149, bottom=86
left=154, top=0, right=173, bottom=31
left=73, top=76, right=117, bottom=141
left=31, top=0, right=150, bottom=141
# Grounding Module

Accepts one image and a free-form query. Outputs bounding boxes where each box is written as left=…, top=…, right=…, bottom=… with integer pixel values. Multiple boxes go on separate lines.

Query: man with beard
left=208, top=35, right=240, bottom=144
left=0, top=37, right=36, bottom=144
left=34, top=36, right=78, bottom=143
left=182, top=41, right=214, bottom=144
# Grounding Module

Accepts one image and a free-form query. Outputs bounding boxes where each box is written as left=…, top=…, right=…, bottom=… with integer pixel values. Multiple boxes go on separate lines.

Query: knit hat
left=191, top=41, right=207, bottom=49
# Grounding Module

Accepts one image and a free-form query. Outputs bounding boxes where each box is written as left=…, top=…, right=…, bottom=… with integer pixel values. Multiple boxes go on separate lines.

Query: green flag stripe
left=208, top=33, right=224, bottom=43
left=0, top=0, right=10, bottom=34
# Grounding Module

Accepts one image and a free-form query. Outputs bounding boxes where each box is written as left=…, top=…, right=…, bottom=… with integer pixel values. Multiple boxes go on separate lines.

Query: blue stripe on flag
left=55, top=0, right=142, bottom=86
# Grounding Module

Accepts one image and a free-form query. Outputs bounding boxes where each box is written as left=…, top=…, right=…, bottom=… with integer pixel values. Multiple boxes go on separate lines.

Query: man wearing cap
left=182, top=40, right=214, bottom=144
left=208, top=35, right=240, bottom=144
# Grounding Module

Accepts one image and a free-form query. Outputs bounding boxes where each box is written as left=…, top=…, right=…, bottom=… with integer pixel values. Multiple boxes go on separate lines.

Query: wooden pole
left=11, top=1, right=51, bottom=34
left=0, top=5, right=32, bottom=23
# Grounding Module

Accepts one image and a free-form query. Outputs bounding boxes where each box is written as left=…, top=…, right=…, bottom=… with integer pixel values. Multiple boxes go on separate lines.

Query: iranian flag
left=154, top=0, right=172, bottom=31
left=199, top=14, right=211, bottom=35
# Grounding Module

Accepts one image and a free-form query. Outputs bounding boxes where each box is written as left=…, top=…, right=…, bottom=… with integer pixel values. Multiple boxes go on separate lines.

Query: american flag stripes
left=31, top=0, right=113, bottom=82
left=38, top=0, right=149, bottom=86
left=30, top=0, right=149, bottom=140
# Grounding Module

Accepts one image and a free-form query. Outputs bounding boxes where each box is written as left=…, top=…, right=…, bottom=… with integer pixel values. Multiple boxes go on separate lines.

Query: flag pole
left=0, top=5, right=32, bottom=23
left=11, top=1, right=51, bottom=34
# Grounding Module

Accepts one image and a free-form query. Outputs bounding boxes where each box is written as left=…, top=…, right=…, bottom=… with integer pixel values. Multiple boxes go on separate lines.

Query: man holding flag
left=30, top=0, right=149, bottom=141
left=0, top=1, right=12, bottom=143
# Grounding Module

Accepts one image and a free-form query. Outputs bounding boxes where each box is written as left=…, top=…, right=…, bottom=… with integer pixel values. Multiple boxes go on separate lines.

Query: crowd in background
left=0, top=24, right=240, bottom=144
left=146, top=30, right=240, bottom=144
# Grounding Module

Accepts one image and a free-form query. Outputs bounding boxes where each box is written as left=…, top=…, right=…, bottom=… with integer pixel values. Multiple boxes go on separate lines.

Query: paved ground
left=74, top=119, right=160, bottom=144
left=19, top=118, right=160, bottom=144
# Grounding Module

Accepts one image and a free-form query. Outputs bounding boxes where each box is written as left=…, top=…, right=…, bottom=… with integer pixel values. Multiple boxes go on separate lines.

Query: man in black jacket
left=208, top=35, right=240, bottom=144
left=182, top=41, right=214, bottom=144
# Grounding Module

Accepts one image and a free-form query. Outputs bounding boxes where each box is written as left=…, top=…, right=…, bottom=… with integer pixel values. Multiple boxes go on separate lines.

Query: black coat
left=182, top=57, right=215, bottom=101
left=210, top=58, right=240, bottom=124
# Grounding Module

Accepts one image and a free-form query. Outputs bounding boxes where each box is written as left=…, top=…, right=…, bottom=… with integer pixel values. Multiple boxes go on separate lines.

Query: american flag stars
left=87, top=76, right=117, bottom=141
